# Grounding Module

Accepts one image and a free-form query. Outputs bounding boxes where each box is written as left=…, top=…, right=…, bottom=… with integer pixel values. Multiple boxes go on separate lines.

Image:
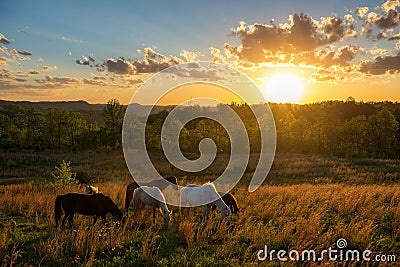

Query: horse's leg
left=203, top=205, right=208, bottom=222
left=62, top=213, right=69, bottom=227
left=101, top=214, right=107, bottom=226
left=67, top=213, right=74, bottom=228
left=153, top=207, right=156, bottom=225
left=211, top=203, right=216, bottom=213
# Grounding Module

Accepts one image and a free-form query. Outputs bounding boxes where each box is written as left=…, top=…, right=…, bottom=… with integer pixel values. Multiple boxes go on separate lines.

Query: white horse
left=180, top=183, right=232, bottom=223
left=132, top=186, right=171, bottom=228
left=84, top=185, right=99, bottom=194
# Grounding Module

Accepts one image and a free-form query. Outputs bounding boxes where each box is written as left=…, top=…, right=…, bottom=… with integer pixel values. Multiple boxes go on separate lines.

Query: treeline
left=271, top=99, right=400, bottom=158
left=1, top=99, right=399, bottom=158
left=0, top=99, right=124, bottom=151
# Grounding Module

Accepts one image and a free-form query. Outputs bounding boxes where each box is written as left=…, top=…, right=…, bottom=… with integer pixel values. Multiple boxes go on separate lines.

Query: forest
left=0, top=98, right=399, bottom=159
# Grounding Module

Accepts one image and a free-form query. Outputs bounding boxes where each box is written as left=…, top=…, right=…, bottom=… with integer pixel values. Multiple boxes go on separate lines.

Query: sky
left=1, top=0, right=400, bottom=104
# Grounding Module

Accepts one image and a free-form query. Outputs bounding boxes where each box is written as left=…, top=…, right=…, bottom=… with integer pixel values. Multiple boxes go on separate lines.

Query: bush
left=49, top=160, right=79, bottom=189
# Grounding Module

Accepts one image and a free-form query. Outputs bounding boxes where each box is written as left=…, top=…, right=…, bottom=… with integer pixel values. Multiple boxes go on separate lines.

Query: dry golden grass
left=1, top=180, right=399, bottom=266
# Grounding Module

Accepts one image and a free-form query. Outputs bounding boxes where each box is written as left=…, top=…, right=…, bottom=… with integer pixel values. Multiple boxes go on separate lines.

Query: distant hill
left=0, top=100, right=105, bottom=112
left=0, top=100, right=175, bottom=123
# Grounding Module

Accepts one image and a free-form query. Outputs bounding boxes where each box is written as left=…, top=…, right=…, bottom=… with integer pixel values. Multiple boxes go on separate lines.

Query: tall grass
left=1, top=181, right=399, bottom=266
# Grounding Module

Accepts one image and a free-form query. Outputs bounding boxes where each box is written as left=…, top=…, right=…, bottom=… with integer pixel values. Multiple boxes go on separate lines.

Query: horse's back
left=135, top=186, right=165, bottom=206
left=59, top=193, right=115, bottom=215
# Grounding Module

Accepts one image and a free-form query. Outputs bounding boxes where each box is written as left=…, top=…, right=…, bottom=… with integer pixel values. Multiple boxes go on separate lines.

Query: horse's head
left=84, top=185, right=91, bottom=194
left=84, top=185, right=99, bottom=194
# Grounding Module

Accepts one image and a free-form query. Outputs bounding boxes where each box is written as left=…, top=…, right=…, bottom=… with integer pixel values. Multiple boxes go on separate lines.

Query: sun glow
left=263, top=72, right=305, bottom=103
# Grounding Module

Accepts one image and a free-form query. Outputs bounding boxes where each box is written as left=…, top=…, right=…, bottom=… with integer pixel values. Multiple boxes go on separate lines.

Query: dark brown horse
left=55, top=193, right=124, bottom=227
left=212, top=192, right=239, bottom=214
left=125, top=176, right=178, bottom=211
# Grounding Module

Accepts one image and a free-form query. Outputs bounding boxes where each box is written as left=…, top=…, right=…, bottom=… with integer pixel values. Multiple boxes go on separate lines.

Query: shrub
left=49, top=160, right=79, bottom=189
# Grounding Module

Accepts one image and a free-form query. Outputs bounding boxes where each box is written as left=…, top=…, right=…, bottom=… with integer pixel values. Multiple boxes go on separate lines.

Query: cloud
left=15, top=70, right=40, bottom=77
left=381, top=0, right=400, bottom=13
left=388, top=33, right=400, bottom=40
left=369, top=47, right=387, bottom=55
left=61, top=36, right=84, bottom=43
left=42, top=66, right=57, bottom=71
left=291, top=45, right=359, bottom=69
left=81, top=47, right=184, bottom=75
left=163, top=63, right=225, bottom=81
left=0, top=33, right=10, bottom=45
left=374, top=10, right=400, bottom=31
left=105, top=58, right=134, bottom=74
left=354, top=7, right=369, bottom=19
left=319, top=15, right=357, bottom=43
left=359, top=54, right=400, bottom=75
left=226, top=13, right=356, bottom=64
left=76, top=55, right=95, bottom=66
left=180, top=50, right=201, bottom=62
left=0, top=57, right=8, bottom=65
left=0, top=68, right=13, bottom=78
left=34, top=75, right=82, bottom=87
left=11, top=49, right=32, bottom=56
left=362, top=1, right=400, bottom=39
left=311, top=72, right=338, bottom=82
left=82, top=77, right=108, bottom=86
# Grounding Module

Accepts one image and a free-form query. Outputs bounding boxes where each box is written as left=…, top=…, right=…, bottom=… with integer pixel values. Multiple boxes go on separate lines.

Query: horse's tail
left=55, top=195, right=63, bottom=226
left=228, top=193, right=239, bottom=214
left=125, top=183, right=134, bottom=211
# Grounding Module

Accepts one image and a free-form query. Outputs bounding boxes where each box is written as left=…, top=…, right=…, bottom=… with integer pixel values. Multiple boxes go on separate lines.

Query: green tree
left=67, top=112, right=87, bottom=149
left=0, top=113, right=19, bottom=148
left=337, top=115, right=369, bottom=157
left=368, top=108, right=399, bottom=157
left=43, top=107, right=69, bottom=149
left=103, top=99, right=125, bottom=148
left=16, top=107, right=43, bottom=149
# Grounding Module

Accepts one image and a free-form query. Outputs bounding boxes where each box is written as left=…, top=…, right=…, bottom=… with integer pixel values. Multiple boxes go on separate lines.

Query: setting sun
left=263, top=72, right=305, bottom=103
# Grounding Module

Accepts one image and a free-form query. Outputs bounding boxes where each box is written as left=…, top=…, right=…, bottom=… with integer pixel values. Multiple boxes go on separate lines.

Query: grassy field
left=1, top=151, right=400, bottom=266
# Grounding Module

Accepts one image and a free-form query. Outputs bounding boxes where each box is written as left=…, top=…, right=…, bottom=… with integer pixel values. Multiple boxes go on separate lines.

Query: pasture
left=1, top=151, right=400, bottom=266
